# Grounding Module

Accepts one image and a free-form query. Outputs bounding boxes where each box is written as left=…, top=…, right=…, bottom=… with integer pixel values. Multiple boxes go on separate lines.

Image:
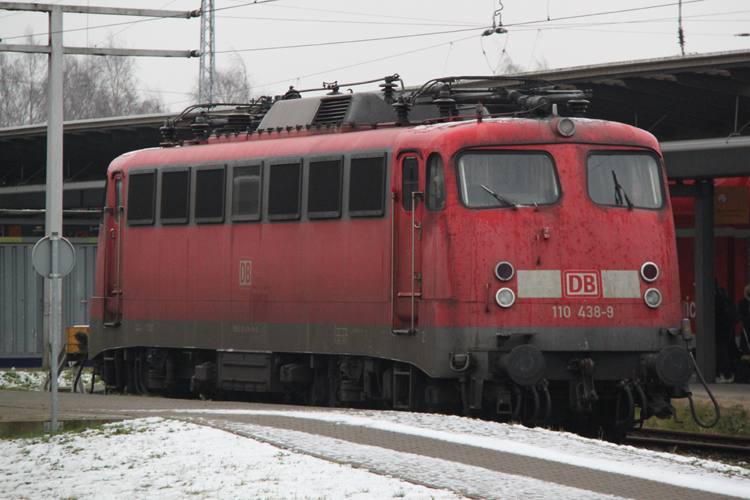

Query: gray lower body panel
left=90, top=317, right=681, bottom=380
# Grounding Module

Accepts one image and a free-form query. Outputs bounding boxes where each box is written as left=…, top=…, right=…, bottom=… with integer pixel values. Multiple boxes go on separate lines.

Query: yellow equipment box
left=66, top=326, right=89, bottom=355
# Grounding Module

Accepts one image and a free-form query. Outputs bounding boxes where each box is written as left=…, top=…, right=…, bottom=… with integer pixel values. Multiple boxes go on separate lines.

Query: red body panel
left=91, top=117, right=681, bottom=344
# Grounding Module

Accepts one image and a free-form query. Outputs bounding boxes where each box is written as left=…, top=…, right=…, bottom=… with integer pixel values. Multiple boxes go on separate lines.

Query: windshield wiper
left=481, top=184, right=518, bottom=210
left=611, top=171, right=634, bottom=211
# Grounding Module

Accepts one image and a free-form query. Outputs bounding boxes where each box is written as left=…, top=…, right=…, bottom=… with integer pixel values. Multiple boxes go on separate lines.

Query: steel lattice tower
left=198, top=0, right=216, bottom=103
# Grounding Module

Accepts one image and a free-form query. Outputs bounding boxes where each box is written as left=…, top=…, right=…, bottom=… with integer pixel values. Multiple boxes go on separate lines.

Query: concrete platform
left=689, top=381, right=750, bottom=409
left=1, top=389, right=746, bottom=500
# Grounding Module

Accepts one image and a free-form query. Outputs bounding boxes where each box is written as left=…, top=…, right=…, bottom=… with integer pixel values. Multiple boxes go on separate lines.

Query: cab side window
left=126, top=171, right=156, bottom=225
left=308, top=158, right=343, bottom=219
left=349, top=156, right=386, bottom=217
left=195, top=166, right=226, bottom=223
left=161, top=169, right=190, bottom=224
left=268, top=162, right=302, bottom=220
left=426, top=153, right=445, bottom=211
left=401, top=156, right=419, bottom=211
left=232, top=165, right=262, bottom=221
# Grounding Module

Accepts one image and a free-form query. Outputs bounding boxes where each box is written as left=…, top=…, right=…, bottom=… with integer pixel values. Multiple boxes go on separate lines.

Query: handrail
left=103, top=177, right=123, bottom=328
left=410, top=191, right=423, bottom=334
left=115, top=205, right=123, bottom=325
left=390, top=193, right=396, bottom=331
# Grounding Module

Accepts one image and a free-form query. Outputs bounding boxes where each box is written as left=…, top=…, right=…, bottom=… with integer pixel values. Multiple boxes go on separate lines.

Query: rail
left=626, top=427, right=750, bottom=454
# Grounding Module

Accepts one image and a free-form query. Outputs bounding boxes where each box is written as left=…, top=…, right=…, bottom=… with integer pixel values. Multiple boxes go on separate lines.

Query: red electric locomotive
left=90, top=76, right=695, bottom=437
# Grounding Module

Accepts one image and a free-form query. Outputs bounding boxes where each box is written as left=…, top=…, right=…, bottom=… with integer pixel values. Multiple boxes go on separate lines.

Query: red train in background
left=89, top=76, right=696, bottom=438
left=672, top=178, right=750, bottom=344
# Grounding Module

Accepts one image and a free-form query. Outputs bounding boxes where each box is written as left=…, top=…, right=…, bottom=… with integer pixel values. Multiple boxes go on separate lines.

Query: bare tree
left=0, top=35, right=47, bottom=127
left=494, top=54, right=548, bottom=76
left=0, top=39, right=164, bottom=127
left=192, top=55, right=254, bottom=104
left=495, top=56, right=526, bottom=76
left=63, top=51, right=163, bottom=121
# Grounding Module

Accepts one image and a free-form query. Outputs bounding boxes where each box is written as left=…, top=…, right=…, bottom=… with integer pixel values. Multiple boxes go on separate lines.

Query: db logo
left=239, top=260, right=252, bottom=287
left=563, top=271, right=600, bottom=298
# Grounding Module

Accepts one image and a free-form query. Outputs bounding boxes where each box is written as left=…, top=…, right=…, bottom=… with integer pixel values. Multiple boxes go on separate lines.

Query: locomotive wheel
left=327, top=358, right=343, bottom=408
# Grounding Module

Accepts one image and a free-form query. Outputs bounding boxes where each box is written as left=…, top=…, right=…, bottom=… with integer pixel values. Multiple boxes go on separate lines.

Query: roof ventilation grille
left=312, top=95, right=352, bottom=126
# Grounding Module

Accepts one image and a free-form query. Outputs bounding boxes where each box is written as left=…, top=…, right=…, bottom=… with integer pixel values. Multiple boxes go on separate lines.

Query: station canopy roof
left=3, top=48, right=750, bottom=213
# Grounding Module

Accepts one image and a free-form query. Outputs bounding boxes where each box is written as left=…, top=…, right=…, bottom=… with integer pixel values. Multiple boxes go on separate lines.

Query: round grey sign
left=32, top=236, right=76, bottom=279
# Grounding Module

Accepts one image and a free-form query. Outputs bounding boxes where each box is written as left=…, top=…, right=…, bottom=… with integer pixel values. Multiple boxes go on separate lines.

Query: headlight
left=644, top=288, right=662, bottom=308
left=495, top=288, right=516, bottom=308
left=495, top=261, right=515, bottom=281
left=641, top=262, right=659, bottom=282
left=556, top=118, right=575, bottom=137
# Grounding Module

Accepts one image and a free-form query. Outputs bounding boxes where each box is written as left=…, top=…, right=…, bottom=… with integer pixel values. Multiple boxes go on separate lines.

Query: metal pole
left=0, top=3, right=197, bottom=419
left=47, top=5, right=64, bottom=432
left=198, top=0, right=215, bottom=103
left=695, top=180, right=715, bottom=380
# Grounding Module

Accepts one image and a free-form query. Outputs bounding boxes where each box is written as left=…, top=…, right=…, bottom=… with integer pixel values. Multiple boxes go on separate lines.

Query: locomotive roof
left=157, top=76, right=593, bottom=148
left=112, top=115, right=660, bottom=173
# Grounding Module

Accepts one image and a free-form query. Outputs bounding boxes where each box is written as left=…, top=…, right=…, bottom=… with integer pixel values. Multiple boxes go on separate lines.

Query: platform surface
left=2, top=389, right=748, bottom=500
left=689, top=381, right=750, bottom=409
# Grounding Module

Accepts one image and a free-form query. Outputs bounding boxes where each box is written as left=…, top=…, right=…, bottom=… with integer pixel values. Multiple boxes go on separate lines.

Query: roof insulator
left=324, top=81, right=341, bottom=95
left=283, top=86, right=302, bottom=100
left=380, top=78, right=398, bottom=104
left=160, top=119, right=176, bottom=146
left=433, top=86, right=457, bottom=118
left=191, top=116, right=210, bottom=140
left=566, top=99, right=590, bottom=117
left=393, top=96, right=411, bottom=125
left=225, top=112, right=252, bottom=132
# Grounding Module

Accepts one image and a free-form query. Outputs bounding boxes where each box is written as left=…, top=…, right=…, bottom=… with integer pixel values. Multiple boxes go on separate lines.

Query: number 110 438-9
left=553, top=305, right=614, bottom=319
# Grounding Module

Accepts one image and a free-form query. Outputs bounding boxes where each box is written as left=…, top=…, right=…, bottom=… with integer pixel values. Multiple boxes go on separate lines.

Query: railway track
left=626, top=427, right=750, bottom=456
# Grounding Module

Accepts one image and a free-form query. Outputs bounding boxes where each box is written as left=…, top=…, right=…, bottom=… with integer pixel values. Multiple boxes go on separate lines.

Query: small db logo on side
left=564, top=271, right=600, bottom=298
left=239, top=260, right=252, bottom=287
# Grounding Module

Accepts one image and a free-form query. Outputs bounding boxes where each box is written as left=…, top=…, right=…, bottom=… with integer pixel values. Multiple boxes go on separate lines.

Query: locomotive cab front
left=401, top=116, right=692, bottom=436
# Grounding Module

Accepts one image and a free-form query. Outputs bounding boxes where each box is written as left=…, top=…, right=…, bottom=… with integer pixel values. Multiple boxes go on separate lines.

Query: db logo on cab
left=563, top=271, right=600, bottom=298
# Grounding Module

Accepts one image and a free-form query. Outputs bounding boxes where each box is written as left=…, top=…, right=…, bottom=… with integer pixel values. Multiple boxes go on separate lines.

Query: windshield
left=458, top=152, right=560, bottom=208
left=587, top=153, right=663, bottom=210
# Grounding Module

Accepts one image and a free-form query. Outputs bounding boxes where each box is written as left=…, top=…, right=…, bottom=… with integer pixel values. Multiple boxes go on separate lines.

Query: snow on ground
left=3, top=369, right=749, bottom=499
left=0, top=368, right=103, bottom=392
left=210, top=418, right=630, bottom=500
left=161, top=408, right=750, bottom=499
left=0, top=418, right=467, bottom=500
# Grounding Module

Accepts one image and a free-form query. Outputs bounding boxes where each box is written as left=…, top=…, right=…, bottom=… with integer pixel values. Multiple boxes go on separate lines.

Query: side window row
left=126, top=154, right=388, bottom=226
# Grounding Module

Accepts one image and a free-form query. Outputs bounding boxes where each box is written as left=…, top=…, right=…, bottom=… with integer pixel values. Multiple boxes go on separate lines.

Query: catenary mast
left=199, top=0, right=216, bottom=103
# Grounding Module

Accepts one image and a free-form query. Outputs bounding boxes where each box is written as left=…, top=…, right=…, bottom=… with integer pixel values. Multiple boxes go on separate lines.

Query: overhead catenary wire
left=253, top=33, right=478, bottom=90
left=133, top=32, right=480, bottom=105
left=0, top=0, right=281, bottom=42
left=95, top=0, right=182, bottom=47
left=0, top=0, right=718, bottom=47
left=4, top=0, right=746, bottom=114
left=500, top=0, right=709, bottom=29
left=235, top=1, right=480, bottom=26
left=215, top=15, right=484, bottom=29
left=214, top=26, right=486, bottom=54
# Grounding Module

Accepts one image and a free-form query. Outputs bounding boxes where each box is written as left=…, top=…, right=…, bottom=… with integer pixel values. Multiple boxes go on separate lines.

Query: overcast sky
left=2, top=0, right=749, bottom=111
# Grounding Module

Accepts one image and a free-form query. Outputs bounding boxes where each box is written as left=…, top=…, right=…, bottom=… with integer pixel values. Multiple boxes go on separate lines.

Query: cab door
left=392, top=153, right=424, bottom=334
left=103, top=171, right=123, bottom=327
